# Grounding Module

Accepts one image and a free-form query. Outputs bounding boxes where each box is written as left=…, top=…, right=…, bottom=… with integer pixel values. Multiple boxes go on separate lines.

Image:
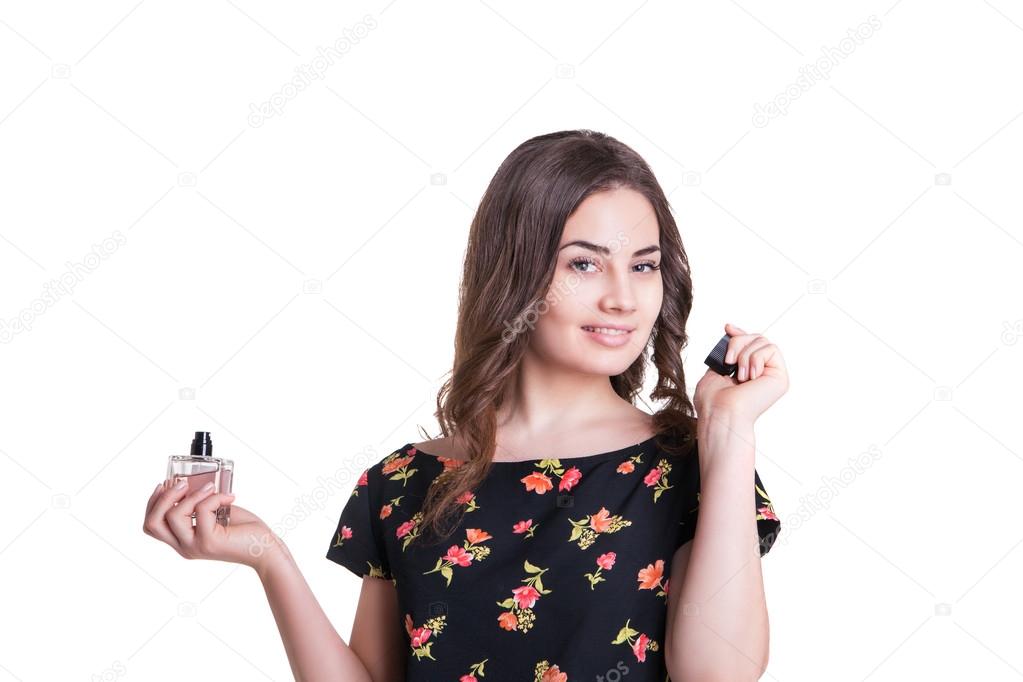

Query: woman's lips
left=581, top=325, right=634, bottom=348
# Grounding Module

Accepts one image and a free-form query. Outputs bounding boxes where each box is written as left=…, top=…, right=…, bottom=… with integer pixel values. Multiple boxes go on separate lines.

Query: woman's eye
left=569, top=257, right=599, bottom=273
left=568, top=258, right=661, bottom=274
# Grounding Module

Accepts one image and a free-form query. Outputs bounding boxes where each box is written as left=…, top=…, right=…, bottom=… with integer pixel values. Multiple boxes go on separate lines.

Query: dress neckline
left=403, top=434, right=661, bottom=466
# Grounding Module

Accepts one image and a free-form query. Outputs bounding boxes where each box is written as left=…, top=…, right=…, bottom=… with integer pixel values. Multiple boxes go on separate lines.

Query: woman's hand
left=143, top=479, right=284, bottom=572
left=694, top=322, right=789, bottom=424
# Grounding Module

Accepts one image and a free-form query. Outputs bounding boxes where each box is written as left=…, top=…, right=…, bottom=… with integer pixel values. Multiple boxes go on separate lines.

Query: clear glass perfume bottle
left=167, top=431, right=234, bottom=526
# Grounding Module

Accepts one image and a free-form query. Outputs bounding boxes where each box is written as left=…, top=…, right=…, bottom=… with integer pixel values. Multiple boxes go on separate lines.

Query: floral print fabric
left=326, top=435, right=781, bottom=681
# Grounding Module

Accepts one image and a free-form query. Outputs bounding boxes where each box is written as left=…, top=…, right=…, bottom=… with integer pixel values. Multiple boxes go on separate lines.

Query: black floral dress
left=326, top=434, right=781, bottom=681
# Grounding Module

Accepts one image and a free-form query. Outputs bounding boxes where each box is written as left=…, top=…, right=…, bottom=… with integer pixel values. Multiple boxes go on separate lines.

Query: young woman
left=143, top=129, right=787, bottom=681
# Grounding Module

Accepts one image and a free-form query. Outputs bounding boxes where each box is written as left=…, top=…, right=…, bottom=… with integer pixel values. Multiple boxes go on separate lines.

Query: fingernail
left=175, top=480, right=187, bottom=490
left=202, top=482, right=214, bottom=492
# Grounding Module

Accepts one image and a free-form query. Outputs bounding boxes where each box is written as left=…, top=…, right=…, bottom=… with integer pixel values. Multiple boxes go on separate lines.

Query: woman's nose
left=599, top=272, right=638, bottom=313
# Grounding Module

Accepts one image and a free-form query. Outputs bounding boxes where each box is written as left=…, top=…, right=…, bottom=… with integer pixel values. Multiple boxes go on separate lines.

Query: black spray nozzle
left=190, top=431, right=213, bottom=458
left=704, top=334, right=738, bottom=377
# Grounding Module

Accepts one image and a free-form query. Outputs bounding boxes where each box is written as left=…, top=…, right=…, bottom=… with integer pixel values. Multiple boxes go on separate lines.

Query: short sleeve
left=325, top=463, right=393, bottom=580
left=753, top=468, right=781, bottom=557
left=676, top=461, right=781, bottom=558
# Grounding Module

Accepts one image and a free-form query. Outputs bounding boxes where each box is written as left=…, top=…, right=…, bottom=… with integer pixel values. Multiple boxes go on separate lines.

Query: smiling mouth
left=581, top=326, right=633, bottom=336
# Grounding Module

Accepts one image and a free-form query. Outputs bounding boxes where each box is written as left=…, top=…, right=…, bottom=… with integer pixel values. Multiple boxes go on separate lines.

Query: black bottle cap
left=190, top=431, right=213, bottom=458
left=704, top=334, right=738, bottom=376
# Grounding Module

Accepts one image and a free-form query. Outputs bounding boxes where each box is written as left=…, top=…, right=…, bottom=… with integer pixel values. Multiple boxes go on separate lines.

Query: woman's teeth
left=582, top=326, right=630, bottom=335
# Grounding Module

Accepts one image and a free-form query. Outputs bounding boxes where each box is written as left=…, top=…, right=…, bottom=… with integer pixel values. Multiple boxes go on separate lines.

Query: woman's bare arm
left=257, top=537, right=406, bottom=682
left=257, top=538, right=375, bottom=682
left=143, top=482, right=403, bottom=681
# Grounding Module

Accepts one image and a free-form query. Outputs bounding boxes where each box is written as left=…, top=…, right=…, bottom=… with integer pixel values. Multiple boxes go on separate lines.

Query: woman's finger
left=194, top=492, right=234, bottom=541
left=143, top=518, right=182, bottom=551
left=165, top=483, right=217, bottom=554
left=726, top=332, right=761, bottom=366
left=144, top=481, right=188, bottom=551
left=159, top=481, right=197, bottom=551
left=148, top=479, right=175, bottom=510
left=222, top=504, right=259, bottom=525
left=755, top=344, right=779, bottom=381
left=755, top=343, right=787, bottom=383
left=737, top=337, right=772, bottom=381
left=749, top=342, right=777, bottom=381
left=144, top=482, right=163, bottom=517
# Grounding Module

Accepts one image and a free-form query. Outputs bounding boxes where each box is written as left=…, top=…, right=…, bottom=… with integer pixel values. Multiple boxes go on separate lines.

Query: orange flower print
left=643, top=458, right=674, bottom=502
left=382, top=449, right=418, bottom=487
left=616, top=453, right=644, bottom=475
left=466, top=528, right=491, bottom=544
left=520, top=460, right=583, bottom=495
left=437, top=455, right=466, bottom=472
left=612, top=618, right=659, bottom=663
left=637, top=559, right=669, bottom=600
left=521, top=471, right=553, bottom=495
left=459, top=659, right=488, bottom=681
left=396, top=511, right=424, bottom=550
left=584, top=551, right=616, bottom=589
left=590, top=508, right=613, bottom=533
left=567, top=507, right=632, bottom=549
left=513, top=519, right=539, bottom=539
left=456, top=490, right=481, bottom=512
left=379, top=495, right=404, bottom=520
left=423, top=528, right=493, bottom=586
left=498, top=611, right=518, bottom=631
left=405, top=612, right=447, bottom=661
left=534, top=660, right=568, bottom=681
left=496, top=560, right=552, bottom=633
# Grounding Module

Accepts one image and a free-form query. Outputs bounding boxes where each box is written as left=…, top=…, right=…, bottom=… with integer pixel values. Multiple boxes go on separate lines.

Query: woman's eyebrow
left=558, top=240, right=660, bottom=257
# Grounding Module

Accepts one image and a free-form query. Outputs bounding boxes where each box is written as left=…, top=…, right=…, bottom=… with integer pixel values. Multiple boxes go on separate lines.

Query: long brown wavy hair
left=414, top=129, right=699, bottom=548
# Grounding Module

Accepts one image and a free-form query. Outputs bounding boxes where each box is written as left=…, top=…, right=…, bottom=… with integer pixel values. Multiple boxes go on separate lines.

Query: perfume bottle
left=167, top=431, right=234, bottom=526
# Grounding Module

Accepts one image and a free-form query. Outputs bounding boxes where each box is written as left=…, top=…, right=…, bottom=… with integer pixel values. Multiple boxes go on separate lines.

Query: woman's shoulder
left=410, top=434, right=463, bottom=459
left=348, top=442, right=443, bottom=487
left=408, top=426, right=695, bottom=463
left=373, top=440, right=466, bottom=484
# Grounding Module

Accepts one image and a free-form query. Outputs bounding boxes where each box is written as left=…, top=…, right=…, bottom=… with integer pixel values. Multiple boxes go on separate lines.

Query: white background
left=1, top=1, right=1022, bottom=680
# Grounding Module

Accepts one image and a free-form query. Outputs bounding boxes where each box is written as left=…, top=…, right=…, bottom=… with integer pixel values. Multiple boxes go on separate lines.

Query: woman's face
left=529, top=186, right=663, bottom=377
